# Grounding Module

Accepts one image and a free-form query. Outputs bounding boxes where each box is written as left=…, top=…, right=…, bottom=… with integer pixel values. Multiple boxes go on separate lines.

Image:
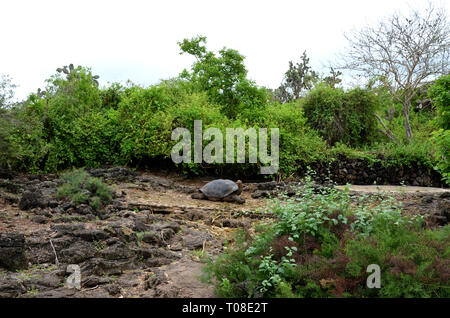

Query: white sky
left=1, top=0, right=448, bottom=100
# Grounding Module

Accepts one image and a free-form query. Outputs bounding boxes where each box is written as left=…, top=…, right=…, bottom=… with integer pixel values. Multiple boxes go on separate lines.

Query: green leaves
left=178, top=36, right=267, bottom=119
left=57, top=168, right=113, bottom=211
left=178, top=35, right=208, bottom=59
left=432, top=129, right=450, bottom=184
left=269, top=177, right=424, bottom=246
left=303, top=84, right=379, bottom=147
left=258, top=251, right=295, bottom=294
left=428, top=75, right=450, bottom=185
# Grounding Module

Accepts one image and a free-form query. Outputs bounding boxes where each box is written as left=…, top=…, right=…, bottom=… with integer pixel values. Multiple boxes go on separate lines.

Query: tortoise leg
left=222, top=195, right=233, bottom=202
left=191, top=192, right=206, bottom=200
left=234, top=195, right=246, bottom=204
left=224, top=195, right=246, bottom=204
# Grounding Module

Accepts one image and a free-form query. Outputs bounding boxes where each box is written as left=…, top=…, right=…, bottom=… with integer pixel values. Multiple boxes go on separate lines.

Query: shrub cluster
left=0, top=65, right=331, bottom=176
left=302, top=84, right=380, bottom=147
left=428, top=75, right=450, bottom=184
left=57, top=169, right=113, bottom=211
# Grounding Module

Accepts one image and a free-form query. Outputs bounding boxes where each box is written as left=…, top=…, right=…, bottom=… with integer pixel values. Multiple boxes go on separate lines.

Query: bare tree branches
left=341, top=2, right=449, bottom=142
left=375, top=114, right=397, bottom=142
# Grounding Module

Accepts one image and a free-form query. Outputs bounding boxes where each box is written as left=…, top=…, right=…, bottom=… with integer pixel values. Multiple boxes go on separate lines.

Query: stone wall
left=299, top=156, right=446, bottom=187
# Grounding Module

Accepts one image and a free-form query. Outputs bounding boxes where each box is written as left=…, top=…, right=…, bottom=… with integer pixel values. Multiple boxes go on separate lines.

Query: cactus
left=36, top=88, right=46, bottom=98
left=55, top=64, right=99, bottom=86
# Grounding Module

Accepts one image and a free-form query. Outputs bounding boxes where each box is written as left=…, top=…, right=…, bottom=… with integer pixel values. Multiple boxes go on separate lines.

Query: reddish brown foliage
left=426, top=258, right=450, bottom=283
left=271, top=234, right=302, bottom=263
left=329, top=276, right=365, bottom=297
left=327, top=211, right=356, bottom=240
left=332, top=250, right=351, bottom=273
left=386, top=255, right=417, bottom=276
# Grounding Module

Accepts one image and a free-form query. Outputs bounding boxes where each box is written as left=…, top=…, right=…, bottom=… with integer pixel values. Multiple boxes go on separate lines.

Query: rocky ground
left=0, top=167, right=448, bottom=298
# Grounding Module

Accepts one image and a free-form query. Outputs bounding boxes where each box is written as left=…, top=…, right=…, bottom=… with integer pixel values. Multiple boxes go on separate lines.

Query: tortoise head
left=236, top=180, right=243, bottom=191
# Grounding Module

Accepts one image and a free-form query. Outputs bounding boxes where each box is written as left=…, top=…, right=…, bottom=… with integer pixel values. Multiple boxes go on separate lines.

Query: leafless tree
left=341, top=2, right=449, bottom=142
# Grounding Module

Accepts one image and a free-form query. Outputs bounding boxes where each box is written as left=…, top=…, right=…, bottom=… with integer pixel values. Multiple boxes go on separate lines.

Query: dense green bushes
left=117, top=85, right=230, bottom=166
left=0, top=109, right=16, bottom=167
left=42, top=67, right=121, bottom=171
left=0, top=64, right=328, bottom=176
left=0, top=69, right=442, bottom=178
left=302, top=84, right=379, bottom=147
left=2, top=102, right=49, bottom=172
left=262, top=102, right=327, bottom=176
left=204, top=180, right=449, bottom=298
left=428, top=75, right=450, bottom=184
left=1, top=67, right=121, bottom=172
left=0, top=38, right=445, bottom=180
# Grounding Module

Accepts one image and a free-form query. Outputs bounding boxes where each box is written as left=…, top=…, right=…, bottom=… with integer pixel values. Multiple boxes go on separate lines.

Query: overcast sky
left=1, top=0, right=448, bottom=100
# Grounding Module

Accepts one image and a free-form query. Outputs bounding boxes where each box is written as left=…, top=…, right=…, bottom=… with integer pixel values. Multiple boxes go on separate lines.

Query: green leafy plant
left=303, top=84, right=380, bottom=147
left=178, top=36, right=268, bottom=119
left=428, top=75, right=450, bottom=185
left=57, top=169, right=113, bottom=211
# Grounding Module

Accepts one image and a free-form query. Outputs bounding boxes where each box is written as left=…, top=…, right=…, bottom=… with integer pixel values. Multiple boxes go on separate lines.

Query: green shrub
left=4, top=66, right=122, bottom=172
left=262, top=102, right=327, bottom=176
left=370, top=139, right=437, bottom=169
left=57, top=169, right=113, bottom=211
left=1, top=102, right=50, bottom=172
left=116, top=84, right=229, bottom=166
left=0, top=111, right=12, bottom=168
left=428, top=75, right=450, bottom=184
left=44, top=68, right=122, bottom=171
left=100, top=82, right=125, bottom=110
left=429, top=75, right=450, bottom=131
left=303, top=84, right=379, bottom=147
left=432, top=129, right=450, bottom=184
left=345, top=225, right=450, bottom=297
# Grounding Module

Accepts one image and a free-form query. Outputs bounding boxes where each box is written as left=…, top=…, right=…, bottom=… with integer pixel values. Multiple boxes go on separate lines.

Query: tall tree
left=178, top=36, right=267, bottom=119
left=341, top=2, right=449, bottom=142
left=323, top=67, right=342, bottom=89
left=275, top=51, right=318, bottom=103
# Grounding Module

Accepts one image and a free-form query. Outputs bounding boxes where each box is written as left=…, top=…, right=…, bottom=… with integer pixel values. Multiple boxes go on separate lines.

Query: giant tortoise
left=191, top=179, right=245, bottom=204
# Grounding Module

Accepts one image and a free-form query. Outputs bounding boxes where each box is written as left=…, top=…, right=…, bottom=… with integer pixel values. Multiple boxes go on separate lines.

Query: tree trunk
left=403, top=101, right=413, bottom=143
left=375, top=114, right=397, bottom=142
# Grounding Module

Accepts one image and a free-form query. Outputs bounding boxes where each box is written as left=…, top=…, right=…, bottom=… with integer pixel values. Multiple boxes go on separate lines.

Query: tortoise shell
left=200, top=179, right=240, bottom=199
